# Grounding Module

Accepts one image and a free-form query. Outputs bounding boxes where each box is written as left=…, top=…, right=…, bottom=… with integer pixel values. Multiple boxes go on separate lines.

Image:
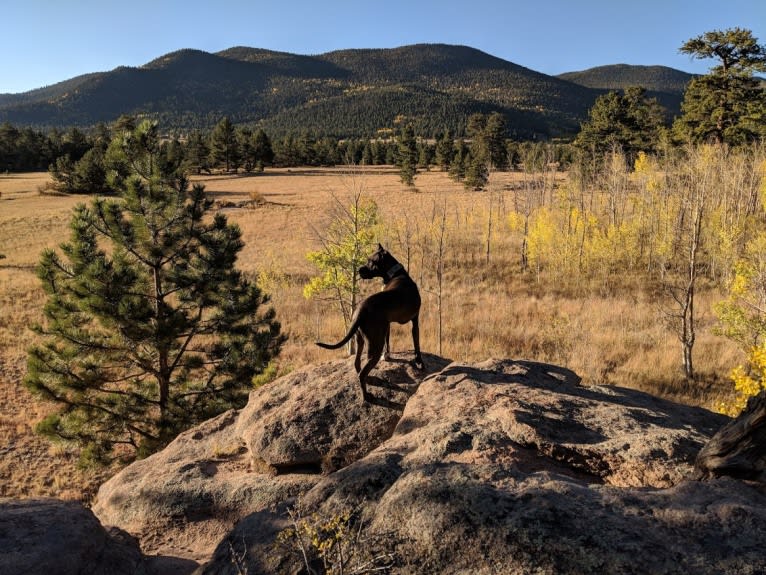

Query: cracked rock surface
left=84, top=357, right=766, bottom=573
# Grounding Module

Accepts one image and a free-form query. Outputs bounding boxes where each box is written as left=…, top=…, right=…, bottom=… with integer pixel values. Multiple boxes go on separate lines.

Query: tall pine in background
left=210, top=116, right=240, bottom=172
left=396, top=124, right=418, bottom=186
left=25, top=119, right=285, bottom=464
left=674, top=28, right=766, bottom=145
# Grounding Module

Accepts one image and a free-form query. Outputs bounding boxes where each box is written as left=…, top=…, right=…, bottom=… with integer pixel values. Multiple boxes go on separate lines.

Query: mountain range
left=0, top=44, right=694, bottom=138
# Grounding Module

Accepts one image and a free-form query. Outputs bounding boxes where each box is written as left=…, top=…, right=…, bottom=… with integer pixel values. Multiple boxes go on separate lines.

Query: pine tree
left=238, top=127, right=256, bottom=172
left=252, top=129, right=274, bottom=170
left=674, top=28, right=766, bottom=145
left=484, top=112, right=509, bottom=170
left=465, top=114, right=490, bottom=190
left=575, top=87, right=665, bottom=163
left=210, top=117, right=240, bottom=172
left=361, top=142, right=374, bottom=166
left=49, top=146, right=109, bottom=195
left=464, top=155, right=489, bottom=190
left=185, top=131, right=211, bottom=175
left=434, top=131, right=454, bottom=171
left=396, top=124, right=418, bottom=186
left=448, top=140, right=469, bottom=182
left=25, top=120, right=285, bottom=464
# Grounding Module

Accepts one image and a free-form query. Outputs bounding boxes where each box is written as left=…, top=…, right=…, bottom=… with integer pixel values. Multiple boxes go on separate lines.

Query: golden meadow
left=1, top=146, right=763, bottom=498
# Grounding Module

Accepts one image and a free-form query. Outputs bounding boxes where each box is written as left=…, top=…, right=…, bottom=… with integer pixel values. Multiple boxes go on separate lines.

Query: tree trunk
left=678, top=193, right=704, bottom=381
left=695, top=390, right=766, bottom=482
left=681, top=281, right=696, bottom=380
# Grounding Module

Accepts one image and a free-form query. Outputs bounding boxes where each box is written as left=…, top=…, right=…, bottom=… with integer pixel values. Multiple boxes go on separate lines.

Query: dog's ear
left=378, top=243, right=384, bottom=251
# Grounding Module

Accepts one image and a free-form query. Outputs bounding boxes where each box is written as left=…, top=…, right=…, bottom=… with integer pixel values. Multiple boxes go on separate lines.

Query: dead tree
left=695, top=390, right=766, bottom=481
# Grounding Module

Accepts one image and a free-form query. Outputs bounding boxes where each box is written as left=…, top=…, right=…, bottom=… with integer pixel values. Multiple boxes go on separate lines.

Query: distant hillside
left=557, top=64, right=695, bottom=118
left=0, top=45, right=692, bottom=137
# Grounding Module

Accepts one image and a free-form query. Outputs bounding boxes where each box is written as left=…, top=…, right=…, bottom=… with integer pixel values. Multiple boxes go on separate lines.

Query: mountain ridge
left=0, top=44, right=689, bottom=137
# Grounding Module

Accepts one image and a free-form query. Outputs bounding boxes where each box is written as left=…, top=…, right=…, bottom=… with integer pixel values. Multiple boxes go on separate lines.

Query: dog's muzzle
left=358, top=266, right=374, bottom=279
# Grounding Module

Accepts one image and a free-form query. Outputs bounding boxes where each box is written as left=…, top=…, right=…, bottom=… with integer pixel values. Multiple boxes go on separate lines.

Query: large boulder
left=0, top=498, right=145, bottom=575
left=199, top=359, right=766, bottom=575
left=93, top=354, right=440, bottom=566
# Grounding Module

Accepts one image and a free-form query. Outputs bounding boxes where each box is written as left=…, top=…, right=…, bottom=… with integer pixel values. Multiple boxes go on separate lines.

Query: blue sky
left=2, top=0, right=765, bottom=93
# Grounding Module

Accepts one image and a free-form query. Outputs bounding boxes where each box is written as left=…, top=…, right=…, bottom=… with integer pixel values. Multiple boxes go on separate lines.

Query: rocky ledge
left=3, top=355, right=765, bottom=574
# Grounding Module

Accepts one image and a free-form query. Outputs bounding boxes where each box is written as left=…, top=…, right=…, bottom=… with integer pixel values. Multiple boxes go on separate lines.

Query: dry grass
left=0, top=168, right=740, bottom=501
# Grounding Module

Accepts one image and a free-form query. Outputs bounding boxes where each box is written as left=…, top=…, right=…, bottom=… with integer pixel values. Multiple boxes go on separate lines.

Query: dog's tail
left=316, top=316, right=361, bottom=350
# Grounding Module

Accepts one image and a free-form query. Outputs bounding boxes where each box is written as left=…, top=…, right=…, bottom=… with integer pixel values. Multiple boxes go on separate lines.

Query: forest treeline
left=0, top=114, right=575, bottom=194
left=0, top=116, right=572, bottom=172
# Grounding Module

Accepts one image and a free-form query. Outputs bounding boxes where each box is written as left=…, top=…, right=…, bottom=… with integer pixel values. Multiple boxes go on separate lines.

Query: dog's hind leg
left=358, top=339, right=384, bottom=402
left=354, top=331, right=364, bottom=374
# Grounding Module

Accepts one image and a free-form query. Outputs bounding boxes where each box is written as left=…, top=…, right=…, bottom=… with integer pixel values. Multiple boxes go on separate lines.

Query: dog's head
left=358, top=244, right=402, bottom=280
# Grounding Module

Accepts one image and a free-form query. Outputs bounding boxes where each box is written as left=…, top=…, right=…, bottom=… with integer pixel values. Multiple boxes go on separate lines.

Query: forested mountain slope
left=0, top=45, right=690, bottom=136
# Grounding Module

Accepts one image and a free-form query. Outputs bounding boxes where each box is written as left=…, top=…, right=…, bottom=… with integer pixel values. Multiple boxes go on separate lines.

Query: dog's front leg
left=384, top=324, right=391, bottom=361
left=411, top=315, right=425, bottom=370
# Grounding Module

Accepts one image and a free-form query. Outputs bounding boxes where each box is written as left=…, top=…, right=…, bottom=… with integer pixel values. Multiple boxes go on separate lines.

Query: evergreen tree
left=158, top=138, right=185, bottom=176
left=575, top=87, right=666, bottom=163
left=274, top=134, right=299, bottom=167
left=210, top=117, right=240, bottom=172
left=185, top=131, right=211, bottom=175
left=373, top=140, right=388, bottom=165
left=361, top=142, right=374, bottom=166
left=417, top=141, right=434, bottom=170
left=674, top=28, right=766, bottom=145
left=396, top=124, right=418, bottom=186
left=464, top=113, right=491, bottom=189
left=61, top=127, right=90, bottom=163
left=0, top=122, right=20, bottom=171
left=238, top=127, right=256, bottom=172
left=297, top=131, right=318, bottom=166
left=317, top=137, right=341, bottom=165
left=506, top=141, right=520, bottom=170
left=49, top=146, right=109, bottom=195
left=384, top=141, right=397, bottom=165
left=250, top=129, right=274, bottom=171
left=25, top=120, right=285, bottom=464
left=435, top=131, right=454, bottom=171
left=484, top=112, right=509, bottom=170
left=448, top=140, right=469, bottom=182
left=464, top=154, right=489, bottom=190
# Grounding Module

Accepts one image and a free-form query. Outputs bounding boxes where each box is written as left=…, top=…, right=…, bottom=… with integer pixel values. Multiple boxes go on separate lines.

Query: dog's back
left=373, top=274, right=420, bottom=325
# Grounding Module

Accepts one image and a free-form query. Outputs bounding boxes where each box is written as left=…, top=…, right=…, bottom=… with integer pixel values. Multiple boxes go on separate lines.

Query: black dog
left=316, top=245, right=425, bottom=401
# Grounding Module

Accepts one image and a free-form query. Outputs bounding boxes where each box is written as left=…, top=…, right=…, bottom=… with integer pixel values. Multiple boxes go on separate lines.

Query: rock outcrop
left=196, top=359, right=766, bottom=575
left=0, top=498, right=145, bottom=575
left=87, top=355, right=766, bottom=574
left=92, top=354, right=447, bottom=565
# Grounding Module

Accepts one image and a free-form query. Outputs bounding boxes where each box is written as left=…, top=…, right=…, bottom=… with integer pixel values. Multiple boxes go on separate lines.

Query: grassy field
left=0, top=168, right=739, bottom=501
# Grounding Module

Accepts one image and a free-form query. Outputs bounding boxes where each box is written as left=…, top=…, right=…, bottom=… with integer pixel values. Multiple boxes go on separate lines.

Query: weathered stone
left=199, top=359, right=763, bottom=575
left=93, top=353, right=438, bottom=567
left=21, top=355, right=754, bottom=574
left=0, top=498, right=145, bottom=575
